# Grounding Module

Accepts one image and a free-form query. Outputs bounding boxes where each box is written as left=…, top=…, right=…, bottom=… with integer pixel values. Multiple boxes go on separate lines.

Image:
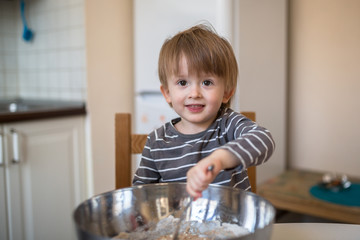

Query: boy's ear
left=222, top=88, right=235, bottom=104
left=160, top=85, right=172, bottom=104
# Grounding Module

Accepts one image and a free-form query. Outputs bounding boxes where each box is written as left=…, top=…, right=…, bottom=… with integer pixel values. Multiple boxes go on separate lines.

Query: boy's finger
left=186, top=184, right=202, bottom=199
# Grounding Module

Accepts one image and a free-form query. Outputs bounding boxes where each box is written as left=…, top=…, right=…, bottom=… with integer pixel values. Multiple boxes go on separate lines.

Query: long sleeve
left=219, top=111, right=275, bottom=169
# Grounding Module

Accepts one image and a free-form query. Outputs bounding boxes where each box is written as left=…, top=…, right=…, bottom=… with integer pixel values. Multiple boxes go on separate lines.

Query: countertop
left=0, top=98, right=86, bottom=123
left=271, top=223, right=360, bottom=240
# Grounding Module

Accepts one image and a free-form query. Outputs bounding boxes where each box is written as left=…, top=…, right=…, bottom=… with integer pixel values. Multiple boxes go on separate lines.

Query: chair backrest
left=115, top=112, right=257, bottom=193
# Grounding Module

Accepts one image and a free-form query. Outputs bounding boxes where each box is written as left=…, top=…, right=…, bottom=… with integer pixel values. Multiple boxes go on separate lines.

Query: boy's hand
left=186, top=159, right=217, bottom=199
left=186, top=149, right=239, bottom=198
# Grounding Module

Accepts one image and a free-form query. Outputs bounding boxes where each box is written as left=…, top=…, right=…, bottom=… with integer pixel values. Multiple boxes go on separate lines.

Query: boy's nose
left=189, top=85, right=202, bottom=98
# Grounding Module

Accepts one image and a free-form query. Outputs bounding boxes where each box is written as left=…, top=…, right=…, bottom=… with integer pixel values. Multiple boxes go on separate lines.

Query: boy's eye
left=177, top=80, right=187, bottom=86
left=202, top=80, right=213, bottom=86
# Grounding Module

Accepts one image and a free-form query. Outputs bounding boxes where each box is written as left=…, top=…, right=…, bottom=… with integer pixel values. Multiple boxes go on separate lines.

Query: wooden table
left=257, top=169, right=360, bottom=224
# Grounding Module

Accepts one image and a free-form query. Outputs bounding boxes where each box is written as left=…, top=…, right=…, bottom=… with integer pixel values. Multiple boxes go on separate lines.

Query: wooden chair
left=115, top=112, right=257, bottom=193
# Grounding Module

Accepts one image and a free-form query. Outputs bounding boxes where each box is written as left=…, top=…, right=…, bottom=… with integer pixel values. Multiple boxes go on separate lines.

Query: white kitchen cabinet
left=0, top=126, right=9, bottom=240
left=0, top=116, right=87, bottom=240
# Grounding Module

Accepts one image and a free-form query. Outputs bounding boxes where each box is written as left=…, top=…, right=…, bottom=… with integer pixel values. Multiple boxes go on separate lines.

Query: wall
left=237, top=0, right=287, bottom=182
left=0, top=0, right=86, bottom=101
left=289, top=0, right=360, bottom=177
left=85, top=0, right=134, bottom=194
left=1, top=0, right=134, bottom=195
left=0, top=1, right=18, bottom=97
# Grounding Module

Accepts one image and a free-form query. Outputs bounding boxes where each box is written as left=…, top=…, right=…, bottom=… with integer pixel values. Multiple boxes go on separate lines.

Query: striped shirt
left=133, top=108, right=275, bottom=191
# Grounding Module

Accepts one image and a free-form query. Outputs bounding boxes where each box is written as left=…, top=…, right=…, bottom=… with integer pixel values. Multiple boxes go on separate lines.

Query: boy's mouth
left=185, top=104, right=205, bottom=112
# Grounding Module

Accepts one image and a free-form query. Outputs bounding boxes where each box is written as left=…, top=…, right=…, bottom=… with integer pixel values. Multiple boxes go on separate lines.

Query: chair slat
left=132, top=135, right=147, bottom=154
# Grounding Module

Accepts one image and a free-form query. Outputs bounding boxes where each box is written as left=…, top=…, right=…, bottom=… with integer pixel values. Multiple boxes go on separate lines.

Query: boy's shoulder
left=147, top=117, right=180, bottom=140
left=218, top=108, right=253, bottom=127
left=219, top=108, right=241, bottom=121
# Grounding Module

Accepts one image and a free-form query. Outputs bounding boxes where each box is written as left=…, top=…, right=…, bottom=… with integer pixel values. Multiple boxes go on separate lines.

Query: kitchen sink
left=0, top=100, right=47, bottom=113
left=0, top=98, right=83, bottom=113
left=0, top=98, right=86, bottom=122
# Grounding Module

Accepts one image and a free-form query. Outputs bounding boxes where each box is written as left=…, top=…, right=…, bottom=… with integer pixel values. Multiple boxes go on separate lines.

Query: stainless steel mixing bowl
left=73, top=183, right=275, bottom=240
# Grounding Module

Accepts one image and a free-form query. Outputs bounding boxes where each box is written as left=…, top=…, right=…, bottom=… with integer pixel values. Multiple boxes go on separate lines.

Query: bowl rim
left=73, top=182, right=275, bottom=218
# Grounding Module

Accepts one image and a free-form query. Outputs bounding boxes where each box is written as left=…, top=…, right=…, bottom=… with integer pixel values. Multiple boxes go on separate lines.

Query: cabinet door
left=0, top=126, right=9, bottom=240
left=5, top=117, right=87, bottom=240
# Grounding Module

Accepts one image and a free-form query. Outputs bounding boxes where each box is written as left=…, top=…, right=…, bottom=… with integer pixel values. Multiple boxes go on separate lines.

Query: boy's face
left=160, top=56, right=233, bottom=133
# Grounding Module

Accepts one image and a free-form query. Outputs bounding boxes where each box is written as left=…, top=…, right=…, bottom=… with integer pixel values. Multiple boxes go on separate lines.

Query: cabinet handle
left=11, top=128, right=20, bottom=164
left=0, top=132, right=3, bottom=166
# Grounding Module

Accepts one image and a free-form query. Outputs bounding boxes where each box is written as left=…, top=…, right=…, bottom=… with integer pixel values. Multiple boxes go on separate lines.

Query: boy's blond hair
left=158, top=24, right=238, bottom=108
